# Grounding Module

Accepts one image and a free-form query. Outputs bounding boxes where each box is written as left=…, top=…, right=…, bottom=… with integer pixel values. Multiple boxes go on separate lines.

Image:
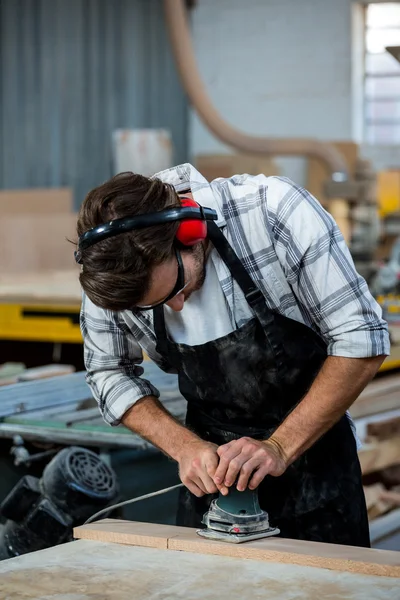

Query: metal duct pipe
left=163, top=0, right=349, bottom=182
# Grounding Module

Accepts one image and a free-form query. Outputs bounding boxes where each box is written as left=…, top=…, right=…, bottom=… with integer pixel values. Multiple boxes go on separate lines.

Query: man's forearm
left=270, top=355, right=385, bottom=464
left=121, top=395, right=201, bottom=461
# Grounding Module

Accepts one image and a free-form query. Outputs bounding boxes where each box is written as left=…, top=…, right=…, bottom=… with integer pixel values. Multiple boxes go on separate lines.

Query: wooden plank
left=379, top=490, right=400, bottom=506
left=364, top=484, right=387, bottom=511
left=381, top=465, right=400, bottom=487
left=17, top=364, right=75, bottom=382
left=63, top=407, right=101, bottom=425
left=354, top=408, right=400, bottom=443
left=73, top=520, right=179, bottom=549
left=0, top=363, right=26, bottom=386
left=73, top=519, right=400, bottom=578
left=357, top=374, right=400, bottom=399
left=1, top=539, right=398, bottom=600
left=351, top=373, right=400, bottom=419
left=0, top=188, right=73, bottom=214
left=0, top=362, right=187, bottom=448
left=0, top=422, right=148, bottom=448
left=364, top=484, right=396, bottom=519
left=0, top=372, right=90, bottom=418
left=0, top=270, right=81, bottom=305
left=6, top=399, right=94, bottom=422
left=0, top=361, right=185, bottom=425
left=367, top=416, right=400, bottom=441
left=359, top=438, right=400, bottom=475
left=352, top=390, right=400, bottom=419
left=0, top=214, right=78, bottom=274
left=170, top=532, right=400, bottom=579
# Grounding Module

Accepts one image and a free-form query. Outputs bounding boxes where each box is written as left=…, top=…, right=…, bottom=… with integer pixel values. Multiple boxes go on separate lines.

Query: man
left=76, top=163, right=389, bottom=547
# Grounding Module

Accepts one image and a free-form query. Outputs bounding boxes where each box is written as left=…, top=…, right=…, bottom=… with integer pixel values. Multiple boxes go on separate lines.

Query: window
left=365, top=3, right=400, bottom=144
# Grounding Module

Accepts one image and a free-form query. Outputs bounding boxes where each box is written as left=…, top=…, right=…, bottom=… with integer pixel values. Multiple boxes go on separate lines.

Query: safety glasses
left=135, top=247, right=190, bottom=310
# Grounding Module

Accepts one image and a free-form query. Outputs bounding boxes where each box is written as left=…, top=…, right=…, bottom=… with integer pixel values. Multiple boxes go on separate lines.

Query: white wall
left=188, top=0, right=389, bottom=185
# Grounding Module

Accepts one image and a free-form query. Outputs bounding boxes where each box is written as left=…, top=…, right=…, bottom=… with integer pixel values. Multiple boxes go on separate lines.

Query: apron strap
left=153, top=305, right=169, bottom=354
left=206, top=221, right=270, bottom=318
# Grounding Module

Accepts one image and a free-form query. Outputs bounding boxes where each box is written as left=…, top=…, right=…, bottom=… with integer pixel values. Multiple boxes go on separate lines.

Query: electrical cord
left=84, top=483, right=184, bottom=525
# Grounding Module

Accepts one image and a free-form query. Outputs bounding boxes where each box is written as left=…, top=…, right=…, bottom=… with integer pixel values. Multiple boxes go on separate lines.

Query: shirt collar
left=152, top=163, right=226, bottom=228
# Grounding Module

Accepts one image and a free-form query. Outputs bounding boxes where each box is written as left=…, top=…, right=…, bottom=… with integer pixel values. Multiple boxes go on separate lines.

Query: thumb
left=204, top=451, right=219, bottom=478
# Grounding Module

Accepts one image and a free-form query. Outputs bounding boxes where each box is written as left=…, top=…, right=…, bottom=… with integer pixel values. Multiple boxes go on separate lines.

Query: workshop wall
left=189, top=0, right=388, bottom=186
left=0, top=0, right=188, bottom=208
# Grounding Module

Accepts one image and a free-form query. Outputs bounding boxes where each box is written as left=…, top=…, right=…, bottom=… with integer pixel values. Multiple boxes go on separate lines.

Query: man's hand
left=213, top=437, right=288, bottom=494
left=177, top=440, right=229, bottom=498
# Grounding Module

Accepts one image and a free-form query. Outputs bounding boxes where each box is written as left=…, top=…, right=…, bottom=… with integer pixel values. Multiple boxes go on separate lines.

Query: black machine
left=0, top=446, right=118, bottom=560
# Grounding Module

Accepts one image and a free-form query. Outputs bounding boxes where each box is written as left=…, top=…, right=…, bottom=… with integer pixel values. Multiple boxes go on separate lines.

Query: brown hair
left=76, top=172, right=180, bottom=311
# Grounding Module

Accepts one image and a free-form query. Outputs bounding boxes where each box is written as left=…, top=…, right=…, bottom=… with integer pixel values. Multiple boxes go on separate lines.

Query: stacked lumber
left=364, top=482, right=400, bottom=520
left=352, top=373, right=400, bottom=419
left=0, top=363, right=75, bottom=387
left=350, top=372, right=400, bottom=546
left=359, top=407, right=400, bottom=544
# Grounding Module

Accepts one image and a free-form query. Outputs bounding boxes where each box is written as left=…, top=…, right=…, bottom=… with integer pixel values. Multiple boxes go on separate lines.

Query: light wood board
left=0, top=213, right=78, bottom=274
left=367, top=415, right=400, bottom=441
left=0, top=187, right=73, bottom=214
left=0, top=539, right=398, bottom=599
left=364, top=484, right=397, bottom=520
left=359, top=437, right=400, bottom=475
left=0, top=269, right=81, bottom=305
left=73, top=519, right=400, bottom=578
left=351, top=373, right=400, bottom=419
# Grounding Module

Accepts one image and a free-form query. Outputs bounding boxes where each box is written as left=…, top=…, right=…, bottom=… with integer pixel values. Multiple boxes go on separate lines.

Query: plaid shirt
left=80, top=163, right=390, bottom=426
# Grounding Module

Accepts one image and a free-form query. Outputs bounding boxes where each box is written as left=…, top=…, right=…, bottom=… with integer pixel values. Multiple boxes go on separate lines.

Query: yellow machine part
left=0, top=304, right=82, bottom=343
left=0, top=301, right=399, bottom=370
left=377, top=170, right=400, bottom=217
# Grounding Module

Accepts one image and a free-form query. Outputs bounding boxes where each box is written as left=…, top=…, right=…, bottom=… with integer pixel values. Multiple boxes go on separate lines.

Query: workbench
left=0, top=521, right=398, bottom=599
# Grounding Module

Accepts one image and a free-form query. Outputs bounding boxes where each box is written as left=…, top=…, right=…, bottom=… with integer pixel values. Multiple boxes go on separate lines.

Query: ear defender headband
left=74, top=198, right=218, bottom=264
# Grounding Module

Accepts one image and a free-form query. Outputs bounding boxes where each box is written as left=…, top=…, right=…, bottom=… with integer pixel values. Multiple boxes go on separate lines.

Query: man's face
left=137, top=243, right=207, bottom=312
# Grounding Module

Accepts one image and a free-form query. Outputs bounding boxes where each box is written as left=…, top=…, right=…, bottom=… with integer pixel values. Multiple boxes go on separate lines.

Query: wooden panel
left=0, top=214, right=78, bottom=273
left=0, top=188, right=73, bottom=214
left=364, top=484, right=397, bottom=520
left=74, top=520, right=179, bottom=549
left=351, top=374, right=400, bottom=419
left=73, top=519, right=400, bottom=578
left=0, top=372, right=90, bottom=418
left=0, top=270, right=81, bottom=304
left=17, top=364, right=75, bottom=382
left=367, top=416, right=400, bottom=441
left=1, top=539, right=398, bottom=600
left=359, top=438, right=400, bottom=475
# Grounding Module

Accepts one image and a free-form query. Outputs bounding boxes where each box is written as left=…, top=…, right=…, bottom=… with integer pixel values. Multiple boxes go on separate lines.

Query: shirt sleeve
left=265, top=176, right=390, bottom=358
left=80, top=293, right=161, bottom=426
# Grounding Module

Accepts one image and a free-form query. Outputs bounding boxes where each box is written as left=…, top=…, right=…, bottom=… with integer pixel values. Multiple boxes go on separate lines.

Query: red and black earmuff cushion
left=176, top=198, right=208, bottom=247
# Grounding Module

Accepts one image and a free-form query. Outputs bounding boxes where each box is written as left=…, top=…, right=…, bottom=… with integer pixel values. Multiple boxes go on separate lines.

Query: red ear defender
left=176, top=198, right=208, bottom=246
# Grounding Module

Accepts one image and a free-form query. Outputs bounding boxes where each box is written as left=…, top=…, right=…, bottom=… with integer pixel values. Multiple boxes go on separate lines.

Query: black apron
left=153, top=222, right=370, bottom=547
